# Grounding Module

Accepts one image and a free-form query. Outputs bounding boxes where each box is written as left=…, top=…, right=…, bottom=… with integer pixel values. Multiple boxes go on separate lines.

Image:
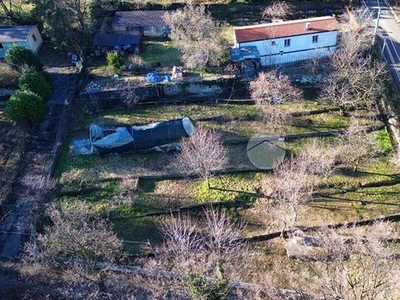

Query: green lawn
left=140, top=40, right=182, bottom=69
left=54, top=86, right=400, bottom=254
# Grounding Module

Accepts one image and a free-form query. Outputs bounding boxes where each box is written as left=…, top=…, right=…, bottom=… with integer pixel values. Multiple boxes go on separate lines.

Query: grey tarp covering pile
left=71, top=117, right=195, bottom=155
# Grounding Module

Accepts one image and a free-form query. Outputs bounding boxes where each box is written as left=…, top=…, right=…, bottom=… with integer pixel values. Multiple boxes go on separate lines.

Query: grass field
left=54, top=96, right=400, bottom=252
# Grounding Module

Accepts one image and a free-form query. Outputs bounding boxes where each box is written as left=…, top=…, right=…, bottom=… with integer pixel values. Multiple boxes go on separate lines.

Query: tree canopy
left=19, top=72, right=51, bottom=101
left=5, top=44, right=43, bottom=72
left=5, top=89, right=46, bottom=124
left=165, top=5, right=225, bottom=70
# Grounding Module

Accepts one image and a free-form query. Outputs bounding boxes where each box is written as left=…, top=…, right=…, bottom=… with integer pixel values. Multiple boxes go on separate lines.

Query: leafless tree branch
left=261, top=1, right=295, bottom=20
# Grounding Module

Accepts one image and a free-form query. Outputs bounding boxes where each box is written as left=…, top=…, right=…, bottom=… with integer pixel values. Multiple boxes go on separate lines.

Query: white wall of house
left=237, top=31, right=338, bottom=66
left=113, top=25, right=169, bottom=37
left=27, top=26, right=43, bottom=54
left=143, top=26, right=169, bottom=37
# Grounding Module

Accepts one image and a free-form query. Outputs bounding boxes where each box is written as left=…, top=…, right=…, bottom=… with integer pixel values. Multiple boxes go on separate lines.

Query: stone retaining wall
left=78, top=79, right=246, bottom=113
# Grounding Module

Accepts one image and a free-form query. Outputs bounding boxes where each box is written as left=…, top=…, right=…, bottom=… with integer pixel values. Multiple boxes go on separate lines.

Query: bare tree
left=160, top=209, right=248, bottom=299
left=176, top=126, right=227, bottom=189
left=257, top=139, right=336, bottom=234
left=128, top=54, right=146, bottom=70
left=164, top=4, right=225, bottom=70
left=250, top=70, right=301, bottom=105
left=120, top=81, right=139, bottom=108
left=335, top=117, right=380, bottom=171
left=305, top=223, right=399, bottom=300
left=339, top=7, right=374, bottom=56
left=249, top=70, right=301, bottom=128
left=261, top=1, right=295, bottom=20
left=269, top=156, right=314, bottom=234
left=319, top=8, right=387, bottom=113
left=319, top=52, right=387, bottom=113
left=298, top=138, right=337, bottom=180
left=23, top=204, right=123, bottom=299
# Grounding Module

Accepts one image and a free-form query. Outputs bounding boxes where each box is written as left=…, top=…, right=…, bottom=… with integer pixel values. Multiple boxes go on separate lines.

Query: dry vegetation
left=0, top=62, right=19, bottom=89
left=3, top=1, right=400, bottom=298
left=0, top=120, right=28, bottom=204
left=51, top=51, right=400, bottom=295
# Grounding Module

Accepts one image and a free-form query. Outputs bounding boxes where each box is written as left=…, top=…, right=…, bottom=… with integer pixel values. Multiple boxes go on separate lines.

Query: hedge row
left=4, top=45, right=51, bottom=125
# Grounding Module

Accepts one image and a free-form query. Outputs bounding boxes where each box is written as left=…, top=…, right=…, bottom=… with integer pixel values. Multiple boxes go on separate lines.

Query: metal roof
left=0, top=26, right=36, bottom=43
left=230, top=46, right=260, bottom=62
left=112, top=10, right=169, bottom=28
left=93, top=34, right=141, bottom=47
left=234, top=16, right=339, bottom=43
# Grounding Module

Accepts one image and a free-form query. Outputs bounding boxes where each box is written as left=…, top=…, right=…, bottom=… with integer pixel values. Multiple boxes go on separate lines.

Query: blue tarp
left=146, top=72, right=163, bottom=83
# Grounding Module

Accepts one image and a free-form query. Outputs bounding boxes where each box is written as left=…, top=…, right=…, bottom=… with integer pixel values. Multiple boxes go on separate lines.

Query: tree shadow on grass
left=339, top=168, right=400, bottom=178
left=112, top=216, right=163, bottom=254
left=312, top=194, right=400, bottom=207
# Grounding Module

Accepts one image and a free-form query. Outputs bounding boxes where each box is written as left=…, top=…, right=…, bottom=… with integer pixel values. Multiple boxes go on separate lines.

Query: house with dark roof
left=112, top=10, right=170, bottom=38
left=233, top=16, right=339, bottom=66
left=0, top=25, right=43, bottom=58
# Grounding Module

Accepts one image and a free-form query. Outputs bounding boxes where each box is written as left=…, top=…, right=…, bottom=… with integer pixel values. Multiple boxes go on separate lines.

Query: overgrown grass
left=376, top=129, right=393, bottom=153
left=69, top=101, right=363, bottom=138
left=194, top=174, right=259, bottom=203
left=0, top=63, right=19, bottom=89
left=84, top=40, right=181, bottom=78
left=140, top=40, right=182, bottom=69
left=54, top=90, right=399, bottom=252
left=112, top=216, right=163, bottom=247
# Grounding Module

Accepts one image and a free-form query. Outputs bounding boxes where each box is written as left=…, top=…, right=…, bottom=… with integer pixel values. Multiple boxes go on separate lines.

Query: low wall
left=77, top=79, right=248, bottom=113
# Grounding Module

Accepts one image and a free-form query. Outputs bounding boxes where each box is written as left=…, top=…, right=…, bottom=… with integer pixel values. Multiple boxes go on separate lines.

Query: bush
left=0, top=63, right=19, bottom=88
left=5, top=90, right=46, bottom=124
left=19, top=72, right=51, bottom=101
left=128, top=54, right=146, bottom=70
left=106, top=51, right=124, bottom=72
left=5, top=44, right=43, bottom=72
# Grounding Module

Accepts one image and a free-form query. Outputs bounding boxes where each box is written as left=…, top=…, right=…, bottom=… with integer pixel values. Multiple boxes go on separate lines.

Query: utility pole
left=372, top=6, right=381, bottom=45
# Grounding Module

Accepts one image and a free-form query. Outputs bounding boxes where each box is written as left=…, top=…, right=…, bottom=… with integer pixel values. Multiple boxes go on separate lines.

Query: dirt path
left=0, top=52, right=81, bottom=260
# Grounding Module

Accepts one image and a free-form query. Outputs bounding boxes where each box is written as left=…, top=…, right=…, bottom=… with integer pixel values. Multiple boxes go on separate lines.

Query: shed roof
left=0, top=25, right=36, bottom=43
left=112, top=10, right=169, bottom=28
left=234, top=16, right=339, bottom=43
left=230, top=46, right=260, bottom=62
left=93, top=33, right=141, bottom=47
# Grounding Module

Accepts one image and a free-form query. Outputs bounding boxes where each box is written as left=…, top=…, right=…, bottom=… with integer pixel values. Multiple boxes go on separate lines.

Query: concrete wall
left=78, top=81, right=232, bottom=113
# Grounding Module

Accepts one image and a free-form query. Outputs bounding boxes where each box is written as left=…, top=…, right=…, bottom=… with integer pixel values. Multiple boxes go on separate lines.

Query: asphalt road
left=363, top=0, right=400, bottom=90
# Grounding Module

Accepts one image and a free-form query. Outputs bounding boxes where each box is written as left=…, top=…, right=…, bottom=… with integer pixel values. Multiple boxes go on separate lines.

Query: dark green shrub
left=19, top=72, right=51, bottom=101
left=106, top=51, right=124, bottom=72
left=186, top=274, right=229, bottom=300
left=5, top=90, right=46, bottom=124
left=5, top=44, right=43, bottom=72
left=0, top=63, right=19, bottom=88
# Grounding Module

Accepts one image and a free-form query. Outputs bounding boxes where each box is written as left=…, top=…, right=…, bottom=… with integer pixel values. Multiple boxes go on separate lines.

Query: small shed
left=230, top=46, right=261, bottom=76
left=230, top=46, right=260, bottom=63
left=111, top=10, right=170, bottom=38
left=0, top=25, right=43, bottom=58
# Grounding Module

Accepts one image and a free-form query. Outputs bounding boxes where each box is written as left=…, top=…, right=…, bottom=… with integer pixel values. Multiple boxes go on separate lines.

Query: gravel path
left=0, top=53, right=81, bottom=260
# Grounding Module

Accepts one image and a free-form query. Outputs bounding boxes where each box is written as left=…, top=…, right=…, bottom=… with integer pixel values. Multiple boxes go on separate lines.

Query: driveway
left=0, top=50, right=81, bottom=260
